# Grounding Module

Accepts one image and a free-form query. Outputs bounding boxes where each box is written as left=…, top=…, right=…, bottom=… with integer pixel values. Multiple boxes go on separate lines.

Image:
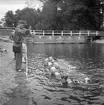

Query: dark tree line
left=3, top=0, right=104, bottom=30
left=4, top=8, right=40, bottom=29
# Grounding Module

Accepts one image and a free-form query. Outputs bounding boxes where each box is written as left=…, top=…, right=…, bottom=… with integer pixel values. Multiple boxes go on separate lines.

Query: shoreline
left=0, top=36, right=31, bottom=105
left=93, top=39, right=104, bottom=44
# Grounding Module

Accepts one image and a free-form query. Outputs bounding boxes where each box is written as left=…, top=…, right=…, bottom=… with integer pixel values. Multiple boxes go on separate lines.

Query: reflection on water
left=27, top=43, right=104, bottom=105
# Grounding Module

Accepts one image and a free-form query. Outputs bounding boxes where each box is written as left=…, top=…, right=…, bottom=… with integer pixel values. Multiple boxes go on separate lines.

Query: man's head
left=18, top=20, right=26, bottom=25
left=17, top=20, right=27, bottom=28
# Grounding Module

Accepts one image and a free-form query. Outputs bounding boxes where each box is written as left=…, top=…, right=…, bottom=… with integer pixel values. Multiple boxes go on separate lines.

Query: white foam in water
left=45, top=57, right=90, bottom=85
left=45, top=58, right=49, bottom=61
left=48, top=62, right=52, bottom=66
left=49, top=56, right=53, bottom=60
left=50, top=66, right=56, bottom=72
left=53, top=62, right=59, bottom=67
left=67, top=79, right=72, bottom=83
left=55, top=72, right=60, bottom=76
left=71, top=66, right=76, bottom=69
left=73, top=79, right=80, bottom=83
left=84, top=77, right=90, bottom=83
left=51, top=59, right=55, bottom=62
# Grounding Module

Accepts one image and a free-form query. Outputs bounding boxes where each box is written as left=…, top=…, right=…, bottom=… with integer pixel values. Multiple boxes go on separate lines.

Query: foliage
left=3, top=0, right=104, bottom=30
left=4, top=8, right=40, bottom=29
left=5, top=11, right=14, bottom=27
left=17, top=8, right=39, bottom=29
left=37, top=1, right=57, bottom=30
left=40, top=0, right=102, bottom=30
left=0, top=42, right=17, bottom=105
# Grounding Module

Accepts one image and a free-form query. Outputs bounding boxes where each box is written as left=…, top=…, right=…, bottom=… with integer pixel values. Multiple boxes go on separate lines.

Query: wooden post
left=78, top=31, right=81, bottom=39
left=43, top=31, right=45, bottom=36
left=96, top=31, right=98, bottom=36
left=61, top=31, right=63, bottom=36
left=88, top=31, right=89, bottom=36
left=79, top=31, right=81, bottom=36
left=33, top=30, right=35, bottom=35
left=52, top=31, right=54, bottom=36
left=70, top=31, right=72, bottom=36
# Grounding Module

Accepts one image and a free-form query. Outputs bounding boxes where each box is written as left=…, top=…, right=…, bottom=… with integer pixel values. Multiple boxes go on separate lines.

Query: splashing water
left=27, top=53, right=104, bottom=105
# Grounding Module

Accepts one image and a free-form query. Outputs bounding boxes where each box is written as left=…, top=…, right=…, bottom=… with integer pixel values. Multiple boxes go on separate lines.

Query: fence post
left=61, top=31, right=63, bottom=36
left=52, top=31, right=54, bottom=36
left=43, top=31, right=44, bottom=36
left=96, top=31, right=98, bottom=36
left=88, top=31, right=89, bottom=36
left=78, top=31, right=81, bottom=39
left=33, top=30, right=35, bottom=42
left=70, top=31, right=72, bottom=36
left=79, top=31, right=81, bottom=36
left=33, top=30, right=35, bottom=35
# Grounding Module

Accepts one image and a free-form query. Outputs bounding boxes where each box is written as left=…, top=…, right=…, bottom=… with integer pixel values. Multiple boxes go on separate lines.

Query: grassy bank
left=0, top=40, right=17, bottom=105
left=0, top=35, right=32, bottom=105
left=0, top=29, right=12, bottom=36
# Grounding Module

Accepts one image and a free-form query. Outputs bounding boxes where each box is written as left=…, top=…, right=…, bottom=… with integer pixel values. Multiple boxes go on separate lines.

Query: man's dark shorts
left=13, top=44, right=22, bottom=53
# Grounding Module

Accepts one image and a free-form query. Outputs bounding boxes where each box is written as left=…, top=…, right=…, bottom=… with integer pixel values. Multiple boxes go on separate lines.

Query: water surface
left=27, top=43, right=104, bottom=105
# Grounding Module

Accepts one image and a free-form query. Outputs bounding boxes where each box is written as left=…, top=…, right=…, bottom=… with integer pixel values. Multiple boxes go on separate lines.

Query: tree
left=3, top=0, right=103, bottom=30
left=4, top=7, right=41, bottom=29
left=18, top=8, right=39, bottom=29
left=38, top=1, right=57, bottom=30
left=0, top=18, right=6, bottom=27
left=40, top=0, right=102, bottom=30
left=5, top=11, right=14, bottom=27
left=13, top=9, right=22, bottom=27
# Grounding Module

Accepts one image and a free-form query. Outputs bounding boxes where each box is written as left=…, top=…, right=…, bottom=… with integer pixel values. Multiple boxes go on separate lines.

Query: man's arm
left=9, top=32, right=15, bottom=41
left=15, top=27, right=27, bottom=35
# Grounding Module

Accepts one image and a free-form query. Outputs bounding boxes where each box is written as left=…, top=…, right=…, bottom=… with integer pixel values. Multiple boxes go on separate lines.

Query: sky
left=0, top=0, right=43, bottom=20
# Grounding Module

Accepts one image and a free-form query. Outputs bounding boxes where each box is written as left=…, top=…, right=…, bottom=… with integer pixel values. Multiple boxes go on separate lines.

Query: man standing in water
left=11, top=20, right=30, bottom=71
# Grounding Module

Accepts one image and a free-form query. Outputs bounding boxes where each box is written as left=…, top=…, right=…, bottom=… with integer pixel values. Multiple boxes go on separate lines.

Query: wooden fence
left=0, top=28, right=100, bottom=36
left=30, top=30, right=99, bottom=36
left=0, top=28, right=102, bottom=43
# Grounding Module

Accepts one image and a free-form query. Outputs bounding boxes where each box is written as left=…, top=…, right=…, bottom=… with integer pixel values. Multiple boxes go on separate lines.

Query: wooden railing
left=0, top=27, right=15, bottom=30
left=30, top=30, right=99, bottom=36
left=0, top=28, right=100, bottom=37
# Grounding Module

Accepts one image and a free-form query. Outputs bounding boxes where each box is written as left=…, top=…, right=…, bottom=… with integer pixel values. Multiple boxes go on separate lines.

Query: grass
left=0, top=39, right=17, bottom=105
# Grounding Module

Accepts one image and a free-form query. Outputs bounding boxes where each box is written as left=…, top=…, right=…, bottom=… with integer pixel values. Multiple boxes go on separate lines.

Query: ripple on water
left=27, top=53, right=104, bottom=105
